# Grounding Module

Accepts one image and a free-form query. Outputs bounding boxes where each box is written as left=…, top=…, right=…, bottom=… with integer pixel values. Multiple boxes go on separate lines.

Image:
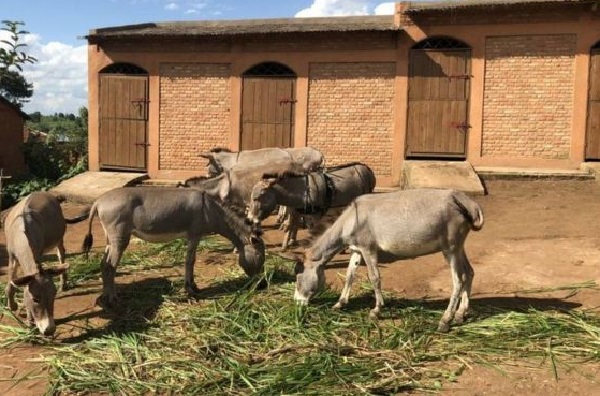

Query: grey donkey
left=199, top=146, right=324, bottom=177
left=81, top=187, right=265, bottom=309
left=294, top=188, right=484, bottom=333
left=3, top=191, right=88, bottom=336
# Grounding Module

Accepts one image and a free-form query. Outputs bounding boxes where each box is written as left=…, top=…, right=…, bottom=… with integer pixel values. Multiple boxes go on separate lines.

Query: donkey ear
left=44, top=263, right=70, bottom=277
left=198, top=152, right=214, bottom=160
left=250, top=233, right=263, bottom=245
left=263, top=177, right=278, bottom=188
left=11, top=274, right=36, bottom=287
left=293, top=260, right=304, bottom=275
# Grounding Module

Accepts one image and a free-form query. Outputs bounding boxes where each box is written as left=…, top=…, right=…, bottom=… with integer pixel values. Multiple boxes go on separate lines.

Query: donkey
left=294, top=188, right=484, bottom=333
left=247, top=162, right=376, bottom=249
left=81, top=187, right=265, bottom=309
left=182, top=159, right=306, bottom=210
left=200, top=146, right=324, bottom=177
left=3, top=191, right=88, bottom=336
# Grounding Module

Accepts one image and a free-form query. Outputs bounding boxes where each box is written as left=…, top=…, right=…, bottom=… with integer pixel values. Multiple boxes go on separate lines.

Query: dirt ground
left=1, top=179, right=600, bottom=395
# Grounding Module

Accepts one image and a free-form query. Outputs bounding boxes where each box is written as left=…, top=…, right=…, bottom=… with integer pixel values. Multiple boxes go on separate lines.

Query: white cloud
left=4, top=32, right=89, bottom=115
left=165, top=2, right=179, bottom=11
left=374, top=2, right=395, bottom=15
left=296, top=0, right=369, bottom=17
left=184, top=0, right=208, bottom=15
left=296, top=0, right=395, bottom=17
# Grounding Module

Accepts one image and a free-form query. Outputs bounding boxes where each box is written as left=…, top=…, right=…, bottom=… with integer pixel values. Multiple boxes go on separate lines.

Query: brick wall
left=307, top=62, right=395, bottom=177
left=159, top=63, right=231, bottom=171
left=0, top=103, right=26, bottom=177
left=482, top=34, right=576, bottom=159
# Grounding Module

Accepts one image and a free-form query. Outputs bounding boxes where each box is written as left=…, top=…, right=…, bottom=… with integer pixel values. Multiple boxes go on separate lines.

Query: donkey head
left=11, top=264, right=69, bottom=336
left=238, top=231, right=266, bottom=278
left=199, top=152, right=224, bottom=177
left=293, top=252, right=325, bottom=305
left=247, top=177, right=280, bottom=226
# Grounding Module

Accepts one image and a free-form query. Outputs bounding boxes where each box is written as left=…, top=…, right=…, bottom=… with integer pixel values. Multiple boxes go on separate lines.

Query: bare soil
left=1, top=179, right=600, bottom=395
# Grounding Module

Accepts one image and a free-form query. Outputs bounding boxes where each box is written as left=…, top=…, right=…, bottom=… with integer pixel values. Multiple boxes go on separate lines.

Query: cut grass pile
left=1, top=237, right=600, bottom=394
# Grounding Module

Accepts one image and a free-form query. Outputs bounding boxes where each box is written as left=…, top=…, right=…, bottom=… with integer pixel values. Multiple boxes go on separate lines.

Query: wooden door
left=99, top=74, right=148, bottom=170
left=240, top=77, right=295, bottom=150
left=586, top=49, right=600, bottom=159
left=406, top=49, right=470, bottom=158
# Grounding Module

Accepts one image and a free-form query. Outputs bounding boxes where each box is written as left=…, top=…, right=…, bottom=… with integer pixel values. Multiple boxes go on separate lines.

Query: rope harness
left=300, top=171, right=334, bottom=216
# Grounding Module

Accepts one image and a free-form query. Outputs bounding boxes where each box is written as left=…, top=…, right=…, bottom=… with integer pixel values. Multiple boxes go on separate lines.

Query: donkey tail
left=451, top=191, right=484, bottom=231
left=65, top=206, right=91, bottom=224
left=81, top=202, right=98, bottom=258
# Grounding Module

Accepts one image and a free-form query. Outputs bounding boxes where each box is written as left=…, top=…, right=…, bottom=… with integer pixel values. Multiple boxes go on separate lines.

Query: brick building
left=0, top=96, right=27, bottom=177
left=85, top=0, right=600, bottom=187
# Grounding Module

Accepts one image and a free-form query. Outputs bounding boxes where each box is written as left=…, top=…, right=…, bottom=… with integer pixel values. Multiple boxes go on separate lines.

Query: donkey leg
left=362, top=250, right=384, bottom=319
left=333, top=252, right=362, bottom=310
left=98, top=238, right=128, bottom=309
left=56, top=241, right=69, bottom=291
left=287, top=214, right=300, bottom=249
left=438, top=251, right=465, bottom=333
left=276, top=205, right=287, bottom=225
left=184, top=238, right=201, bottom=294
left=281, top=210, right=299, bottom=250
left=6, top=256, right=19, bottom=311
left=454, top=250, right=475, bottom=325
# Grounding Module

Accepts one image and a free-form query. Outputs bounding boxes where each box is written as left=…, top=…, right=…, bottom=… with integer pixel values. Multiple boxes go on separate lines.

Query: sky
left=1, top=0, right=400, bottom=115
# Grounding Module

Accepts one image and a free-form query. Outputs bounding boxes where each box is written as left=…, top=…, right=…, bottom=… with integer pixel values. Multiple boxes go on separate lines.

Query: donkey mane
left=183, top=175, right=213, bottom=185
left=207, top=193, right=262, bottom=238
left=323, top=161, right=370, bottom=172
left=261, top=170, right=308, bottom=180
left=261, top=162, right=371, bottom=181
left=209, top=147, right=233, bottom=153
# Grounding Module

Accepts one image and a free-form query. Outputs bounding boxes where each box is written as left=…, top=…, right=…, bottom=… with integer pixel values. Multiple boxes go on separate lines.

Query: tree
left=0, top=20, right=37, bottom=108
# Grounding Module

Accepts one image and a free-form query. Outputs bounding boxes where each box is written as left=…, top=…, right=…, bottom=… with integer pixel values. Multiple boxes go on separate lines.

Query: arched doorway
left=586, top=41, right=600, bottom=160
left=240, top=62, right=296, bottom=150
left=98, top=62, right=148, bottom=170
left=406, top=37, right=471, bottom=158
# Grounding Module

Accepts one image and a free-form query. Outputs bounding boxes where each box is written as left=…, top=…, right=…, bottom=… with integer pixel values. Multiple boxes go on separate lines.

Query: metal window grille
left=243, top=62, right=296, bottom=77
left=100, top=63, right=148, bottom=75
left=413, top=37, right=470, bottom=50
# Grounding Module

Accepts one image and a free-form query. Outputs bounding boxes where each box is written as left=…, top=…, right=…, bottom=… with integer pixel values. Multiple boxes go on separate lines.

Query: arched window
left=100, top=62, right=148, bottom=75
left=412, top=37, right=470, bottom=50
left=243, top=62, right=295, bottom=77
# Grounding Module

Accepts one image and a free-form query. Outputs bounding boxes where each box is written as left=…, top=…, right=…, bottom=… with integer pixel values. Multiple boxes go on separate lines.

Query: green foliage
left=22, top=141, right=69, bottom=180
left=1, top=108, right=89, bottom=209
left=26, top=108, right=88, bottom=156
left=0, top=20, right=36, bottom=108
left=0, top=177, right=55, bottom=209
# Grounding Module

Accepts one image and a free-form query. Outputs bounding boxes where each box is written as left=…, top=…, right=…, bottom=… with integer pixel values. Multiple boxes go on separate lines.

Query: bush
left=0, top=177, right=55, bottom=210
left=0, top=148, right=88, bottom=210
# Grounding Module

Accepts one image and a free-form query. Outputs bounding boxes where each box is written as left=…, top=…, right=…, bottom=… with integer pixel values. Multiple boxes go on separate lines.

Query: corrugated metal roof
left=86, top=15, right=397, bottom=41
left=405, top=0, right=593, bottom=13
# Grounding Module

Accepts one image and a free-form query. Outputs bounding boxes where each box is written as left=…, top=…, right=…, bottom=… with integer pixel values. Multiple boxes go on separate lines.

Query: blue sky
left=2, top=0, right=398, bottom=115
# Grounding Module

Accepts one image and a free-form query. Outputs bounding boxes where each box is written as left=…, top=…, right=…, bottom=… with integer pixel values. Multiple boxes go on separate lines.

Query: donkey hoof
left=437, top=322, right=451, bottom=333
left=368, top=309, right=380, bottom=320
left=96, top=294, right=116, bottom=310
left=332, top=302, right=343, bottom=310
left=185, top=284, right=201, bottom=295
